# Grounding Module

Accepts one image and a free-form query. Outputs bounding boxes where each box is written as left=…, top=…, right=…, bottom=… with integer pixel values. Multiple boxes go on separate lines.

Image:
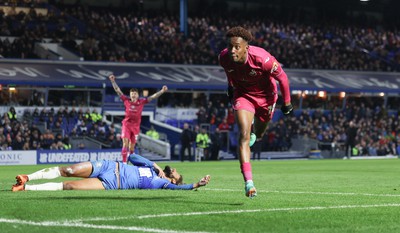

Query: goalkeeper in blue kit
left=12, top=154, right=211, bottom=192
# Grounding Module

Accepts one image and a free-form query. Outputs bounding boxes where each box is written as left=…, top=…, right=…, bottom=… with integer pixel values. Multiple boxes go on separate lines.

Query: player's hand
left=198, top=175, right=211, bottom=186
left=281, top=103, right=293, bottom=116
left=109, top=74, right=115, bottom=81
left=226, top=86, right=233, bottom=103
left=161, top=85, right=168, bottom=93
left=157, top=169, right=166, bottom=179
left=153, top=163, right=166, bottom=178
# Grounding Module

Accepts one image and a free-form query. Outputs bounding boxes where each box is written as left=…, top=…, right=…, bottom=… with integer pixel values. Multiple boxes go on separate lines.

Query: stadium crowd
left=0, top=2, right=399, bottom=71
left=0, top=106, right=122, bottom=151
left=2, top=93, right=400, bottom=159
left=1, top=1, right=400, bottom=158
left=191, top=96, right=400, bottom=157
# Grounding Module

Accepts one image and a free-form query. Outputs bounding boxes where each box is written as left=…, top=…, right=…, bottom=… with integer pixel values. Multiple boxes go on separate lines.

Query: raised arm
left=109, top=74, right=124, bottom=97
left=128, top=153, right=153, bottom=167
left=147, top=85, right=168, bottom=102
left=128, top=153, right=166, bottom=178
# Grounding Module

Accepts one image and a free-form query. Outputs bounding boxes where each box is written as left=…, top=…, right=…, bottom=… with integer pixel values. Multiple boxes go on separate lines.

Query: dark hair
left=163, top=165, right=184, bottom=185
left=130, top=88, right=139, bottom=93
left=226, top=26, right=253, bottom=42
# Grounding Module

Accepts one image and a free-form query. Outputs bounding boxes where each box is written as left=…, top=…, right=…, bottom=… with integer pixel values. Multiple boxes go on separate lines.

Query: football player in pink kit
left=109, top=74, right=168, bottom=163
left=219, top=26, right=293, bottom=198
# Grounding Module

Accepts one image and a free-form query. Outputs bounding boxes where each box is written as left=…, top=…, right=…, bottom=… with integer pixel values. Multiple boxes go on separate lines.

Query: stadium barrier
left=138, top=134, right=171, bottom=160
left=0, top=149, right=121, bottom=165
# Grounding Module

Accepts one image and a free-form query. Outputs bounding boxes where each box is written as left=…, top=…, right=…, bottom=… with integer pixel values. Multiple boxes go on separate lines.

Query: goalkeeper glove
left=281, top=103, right=293, bottom=116
left=198, top=175, right=211, bottom=186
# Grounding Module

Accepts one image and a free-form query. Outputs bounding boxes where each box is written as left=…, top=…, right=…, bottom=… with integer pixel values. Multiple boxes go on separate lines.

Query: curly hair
left=226, top=26, right=253, bottom=42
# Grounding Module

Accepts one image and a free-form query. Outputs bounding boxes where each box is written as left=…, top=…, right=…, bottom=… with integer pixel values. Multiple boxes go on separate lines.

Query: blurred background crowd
left=1, top=0, right=400, bottom=158
left=0, top=0, right=399, bottom=71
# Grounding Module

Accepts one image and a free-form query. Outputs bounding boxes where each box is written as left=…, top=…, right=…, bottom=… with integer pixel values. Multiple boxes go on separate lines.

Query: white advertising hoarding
left=0, top=150, right=37, bottom=165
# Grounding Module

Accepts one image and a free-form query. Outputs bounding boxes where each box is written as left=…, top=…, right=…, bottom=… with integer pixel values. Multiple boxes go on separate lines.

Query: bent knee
left=239, top=132, right=251, bottom=142
left=60, top=166, right=75, bottom=177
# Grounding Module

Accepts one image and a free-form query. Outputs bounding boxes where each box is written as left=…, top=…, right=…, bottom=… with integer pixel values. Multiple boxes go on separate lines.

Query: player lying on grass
left=12, top=154, right=211, bottom=191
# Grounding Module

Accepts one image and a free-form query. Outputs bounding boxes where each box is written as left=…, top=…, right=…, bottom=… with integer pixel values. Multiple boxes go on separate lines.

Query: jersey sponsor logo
left=234, top=101, right=241, bottom=108
left=138, top=167, right=152, bottom=177
left=264, top=57, right=270, bottom=63
left=249, top=69, right=257, bottom=76
left=248, top=69, right=262, bottom=77
left=271, top=62, right=279, bottom=73
left=227, top=69, right=235, bottom=73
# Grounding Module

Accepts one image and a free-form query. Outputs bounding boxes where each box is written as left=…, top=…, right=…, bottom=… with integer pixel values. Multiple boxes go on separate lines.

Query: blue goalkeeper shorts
left=90, top=160, right=118, bottom=190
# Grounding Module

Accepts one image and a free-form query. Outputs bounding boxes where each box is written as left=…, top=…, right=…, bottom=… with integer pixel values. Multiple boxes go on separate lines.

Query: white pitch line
left=79, top=203, right=400, bottom=222
left=135, top=203, right=400, bottom=219
left=204, top=188, right=400, bottom=197
left=0, top=218, right=212, bottom=233
left=3, top=203, right=400, bottom=232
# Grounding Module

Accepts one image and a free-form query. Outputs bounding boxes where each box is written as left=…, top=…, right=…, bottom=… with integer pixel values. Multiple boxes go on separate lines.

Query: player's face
left=170, top=168, right=182, bottom=185
left=227, top=37, right=248, bottom=64
left=130, top=91, right=139, bottom=101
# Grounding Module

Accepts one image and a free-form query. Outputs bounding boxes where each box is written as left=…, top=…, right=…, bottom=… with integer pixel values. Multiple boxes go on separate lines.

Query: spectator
left=218, top=118, right=230, bottom=131
left=88, top=109, right=102, bottom=123
left=196, top=106, right=207, bottom=125
left=146, top=125, right=159, bottom=140
left=41, top=129, right=55, bottom=149
left=196, top=128, right=210, bottom=160
left=209, top=128, right=223, bottom=160
left=28, top=91, right=43, bottom=106
left=62, top=137, right=72, bottom=150
left=22, top=141, right=30, bottom=150
left=77, top=121, right=88, bottom=136
left=1, top=142, right=12, bottom=150
left=345, top=121, right=358, bottom=158
left=110, top=133, right=123, bottom=149
left=7, top=107, right=17, bottom=122
left=180, top=123, right=193, bottom=161
left=11, top=134, right=24, bottom=150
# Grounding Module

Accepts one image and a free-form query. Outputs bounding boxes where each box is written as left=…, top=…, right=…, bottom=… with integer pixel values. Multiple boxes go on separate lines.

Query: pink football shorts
left=233, top=94, right=277, bottom=122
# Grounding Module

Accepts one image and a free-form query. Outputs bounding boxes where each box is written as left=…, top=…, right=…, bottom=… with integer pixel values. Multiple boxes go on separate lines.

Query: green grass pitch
left=1, top=159, right=400, bottom=233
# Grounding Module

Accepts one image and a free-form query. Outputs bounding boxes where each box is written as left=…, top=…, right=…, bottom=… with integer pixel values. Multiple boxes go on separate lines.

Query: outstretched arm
left=192, top=175, right=211, bottom=189
left=109, top=75, right=123, bottom=97
left=163, top=175, right=211, bottom=190
left=147, top=85, right=168, bottom=102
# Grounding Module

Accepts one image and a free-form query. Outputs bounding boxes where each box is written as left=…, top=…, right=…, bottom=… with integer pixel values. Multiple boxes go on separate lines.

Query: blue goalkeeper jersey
left=125, top=154, right=194, bottom=190
left=90, top=154, right=194, bottom=190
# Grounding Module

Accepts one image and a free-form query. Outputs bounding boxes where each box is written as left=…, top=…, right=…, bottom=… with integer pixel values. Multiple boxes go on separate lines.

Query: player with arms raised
left=219, top=26, right=293, bottom=198
left=109, top=74, right=168, bottom=163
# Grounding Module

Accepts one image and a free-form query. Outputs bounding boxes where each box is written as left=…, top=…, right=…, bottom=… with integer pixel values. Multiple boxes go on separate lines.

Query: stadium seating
left=0, top=2, right=398, bottom=71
